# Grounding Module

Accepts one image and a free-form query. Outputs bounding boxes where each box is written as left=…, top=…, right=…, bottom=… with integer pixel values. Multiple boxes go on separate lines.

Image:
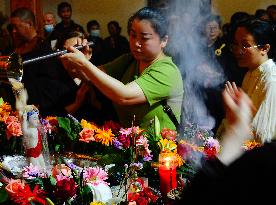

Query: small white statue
left=14, top=86, right=46, bottom=170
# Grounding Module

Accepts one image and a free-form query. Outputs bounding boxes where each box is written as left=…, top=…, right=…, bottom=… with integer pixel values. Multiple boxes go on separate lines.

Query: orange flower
left=4, top=115, right=22, bottom=140
left=0, top=102, right=12, bottom=122
left=1, top=102, right=12, bottom=112
left=95, top=128, right=115, bottom=146
left=6, top=121, right=22, bottom=140
left=243, top=140, right=261, bottom=150
left=178, top=140, right=204, bottom=153
left=5, top=179, right=25, bottom=198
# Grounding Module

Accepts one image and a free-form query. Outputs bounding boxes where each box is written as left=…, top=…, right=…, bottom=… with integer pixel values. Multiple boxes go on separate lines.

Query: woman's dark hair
left=57, top=2, right=72, bottom=15
left=87, top=20, right=100, bottom=31
left=230, top=11, right=251, bottom=26
left=107, top=20, right=121, bottom=33
left=127, top=7, right=168, bottom=39
left=255, top=9, right=268, bottom=20
left=232, top=17, right=276, bottom=59
left=56, top=31, right=84, bottom=50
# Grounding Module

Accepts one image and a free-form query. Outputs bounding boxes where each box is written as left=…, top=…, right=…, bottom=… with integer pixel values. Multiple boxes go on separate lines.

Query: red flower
left=137, top=197, right=148, bottom=205
left=102, top=120, right=121, bottom=133
left=161, top=128, right=177, bottom=141
left=54, top=178, right=77, bottom=200
left=45, top=116, right=58, bottom=126
left=117, top=134, right=131, bottom=149
left=11, top=184, right=46, bottom=205
left=143, top=187, right=158, bottom=202
left=128, top=192, right=140, bottom=202
left=128, top=187, right=159, bottom=205
left=204, top=147, right=217, bottom=159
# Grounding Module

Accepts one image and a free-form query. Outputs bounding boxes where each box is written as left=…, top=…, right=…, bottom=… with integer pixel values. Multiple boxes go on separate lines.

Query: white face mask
left=90, top=29, right=100, bottom=37
left=44, top=24, right=54, bottom=33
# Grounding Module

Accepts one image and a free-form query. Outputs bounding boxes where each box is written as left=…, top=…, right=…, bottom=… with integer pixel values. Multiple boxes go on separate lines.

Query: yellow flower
left=175, top=152, right=184, bottom=167
left=243, top=140, right=261, bottom=150
left=95, top=128, right=115, bottom=146
left=158, top=138, right=177, bottom=152
left=90, top=202, right=105, bottom=205
left=81, top=119, right=99, bottom=131
left=45, top=116, right=57, bottom=121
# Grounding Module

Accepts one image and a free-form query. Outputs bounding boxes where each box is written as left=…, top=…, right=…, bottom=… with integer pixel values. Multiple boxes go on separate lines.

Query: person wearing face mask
left=86, top=20, right=104, bottom=66
left=43, top=12, right=56, bottom=37
left=43, top=12, right=57, bottom=50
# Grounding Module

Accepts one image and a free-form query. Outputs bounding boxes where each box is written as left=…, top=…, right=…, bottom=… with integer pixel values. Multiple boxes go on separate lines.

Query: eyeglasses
left=206, top=26, right=220, bottom=32
left=230, top=44, right=262, bottom=54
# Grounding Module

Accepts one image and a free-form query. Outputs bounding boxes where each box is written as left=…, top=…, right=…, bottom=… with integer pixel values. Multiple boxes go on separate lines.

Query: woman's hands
left=224, top=81, right=255, bottom=127
left=218, top=82, right=255, bottom=165
left=60, top=39, right=92, bottom=79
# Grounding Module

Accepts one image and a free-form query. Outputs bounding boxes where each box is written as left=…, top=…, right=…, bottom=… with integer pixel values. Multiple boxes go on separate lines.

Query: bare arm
left=60, top=46, right=146, bottom=105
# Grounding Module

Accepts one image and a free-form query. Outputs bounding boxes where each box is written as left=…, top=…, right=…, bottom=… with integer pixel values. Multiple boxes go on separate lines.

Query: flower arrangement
left=0, top=98, right=224, bottom=204
left=0, top=160, right=113, bottom=205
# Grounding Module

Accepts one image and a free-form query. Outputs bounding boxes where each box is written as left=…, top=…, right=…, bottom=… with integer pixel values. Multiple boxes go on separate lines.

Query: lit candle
left=158, top=152, right=177, bottom=196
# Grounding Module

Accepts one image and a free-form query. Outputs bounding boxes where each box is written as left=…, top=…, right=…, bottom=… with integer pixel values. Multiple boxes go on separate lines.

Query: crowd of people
left=0, top=1, right=275, bottom=133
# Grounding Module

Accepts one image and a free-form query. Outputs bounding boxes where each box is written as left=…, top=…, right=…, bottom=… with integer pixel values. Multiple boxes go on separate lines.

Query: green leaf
left=57, top=117, right=71, bottom=135
left=82, top=185, right=92, bottom=195
left=46, top=198, right=55, bottom=205
left=0, top=189, right=8, bottom=203
left=0, top=98, right=3, bottom=106
left=49, top=176, right=57, bottom=186
left=55, top=144, right=60, bottom=152
left=57, top=117, right=82, bottom=142
left=154, top=116, right=161, bottom=141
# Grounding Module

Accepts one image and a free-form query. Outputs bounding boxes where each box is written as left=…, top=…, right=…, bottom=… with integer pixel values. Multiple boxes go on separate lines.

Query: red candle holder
left=158, top=152, right=177, bottom=196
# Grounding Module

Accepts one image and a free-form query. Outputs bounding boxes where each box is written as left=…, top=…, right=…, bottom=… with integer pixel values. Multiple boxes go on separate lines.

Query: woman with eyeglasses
left=217, top=17, right=276, bottom=143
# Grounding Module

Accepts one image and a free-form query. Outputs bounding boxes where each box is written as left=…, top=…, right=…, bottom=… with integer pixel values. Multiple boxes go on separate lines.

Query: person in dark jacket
left=102, top=21, right=130, bottom=63
left=9, top=7, right=78, bottom=117
left=51, top=2, right=85, bottom=43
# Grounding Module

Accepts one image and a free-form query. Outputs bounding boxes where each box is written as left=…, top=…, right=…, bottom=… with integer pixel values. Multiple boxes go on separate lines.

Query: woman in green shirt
left=60, top=7, right=183, bottom=130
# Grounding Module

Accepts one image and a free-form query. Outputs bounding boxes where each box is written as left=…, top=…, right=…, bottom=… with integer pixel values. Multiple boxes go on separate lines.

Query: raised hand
left=218, top=89, right=256, bottom=165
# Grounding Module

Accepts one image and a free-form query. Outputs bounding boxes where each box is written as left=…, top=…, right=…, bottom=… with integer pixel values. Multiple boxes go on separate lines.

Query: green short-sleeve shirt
left=103, top=53, right=183, bottom=130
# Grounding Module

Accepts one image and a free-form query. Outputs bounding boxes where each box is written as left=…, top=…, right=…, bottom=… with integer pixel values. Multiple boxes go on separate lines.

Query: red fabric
left=26, top=130, right=43, bottom=158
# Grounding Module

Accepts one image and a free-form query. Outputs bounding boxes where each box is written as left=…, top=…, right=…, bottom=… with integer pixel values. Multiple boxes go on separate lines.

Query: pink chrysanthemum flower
left=83, top=167, right=109, bottom=186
